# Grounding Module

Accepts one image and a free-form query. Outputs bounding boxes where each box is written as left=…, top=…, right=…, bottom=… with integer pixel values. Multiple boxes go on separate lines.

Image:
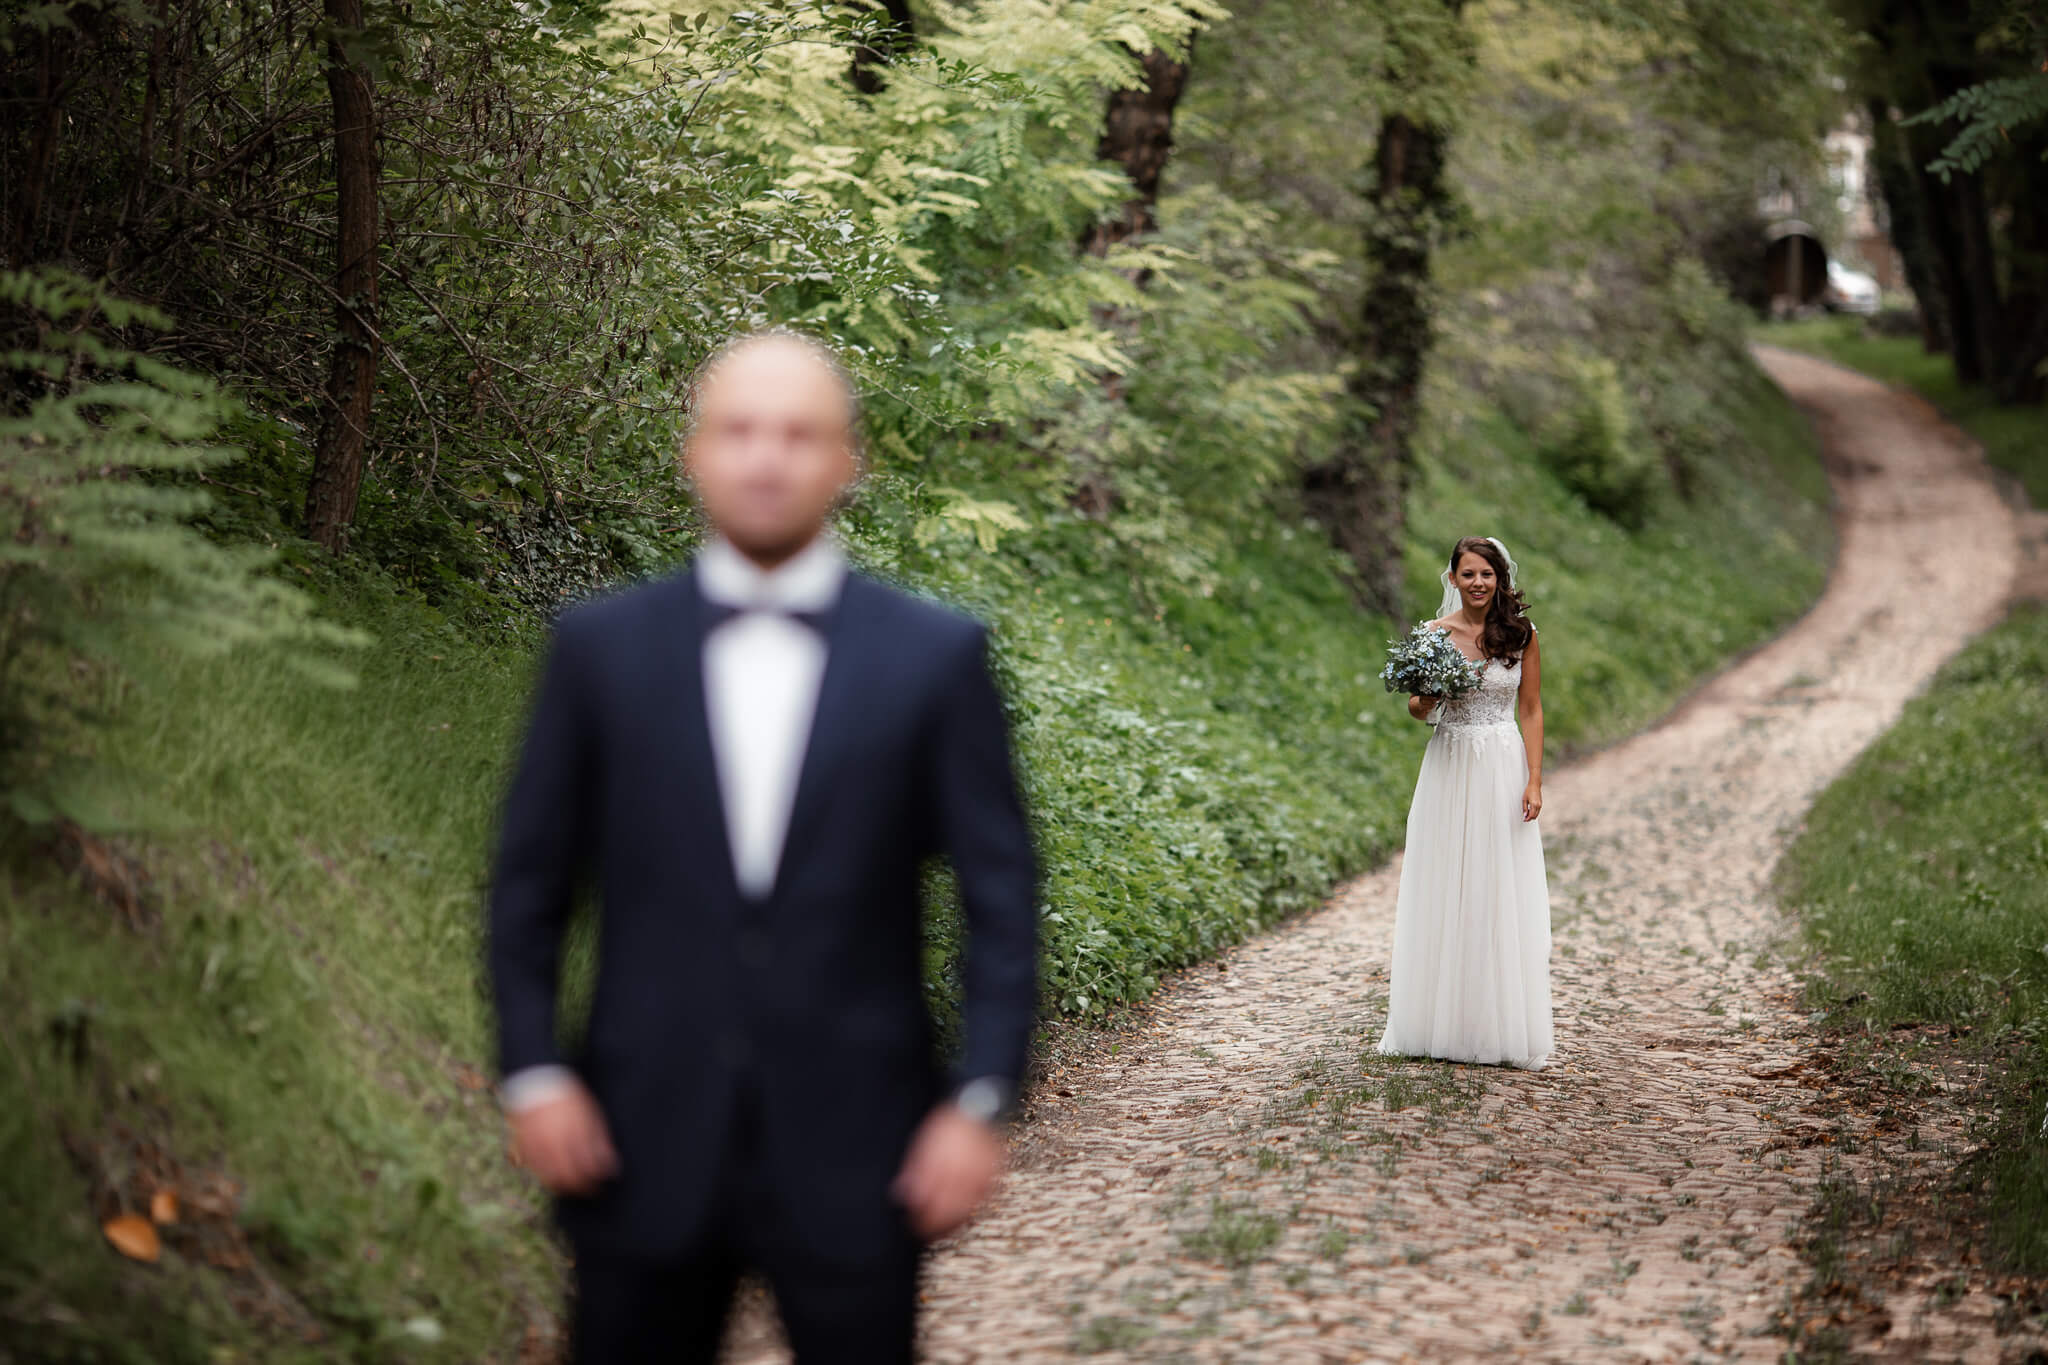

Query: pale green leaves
left=914, top=487, right=1031, bottom=553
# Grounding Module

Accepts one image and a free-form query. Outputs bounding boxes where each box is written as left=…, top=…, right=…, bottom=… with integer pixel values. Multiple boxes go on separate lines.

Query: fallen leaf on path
left=103, top=1214, right=160, bottom=1262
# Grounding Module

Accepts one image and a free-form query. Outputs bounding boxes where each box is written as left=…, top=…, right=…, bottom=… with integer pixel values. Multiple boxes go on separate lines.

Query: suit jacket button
left=737, top=929, right=772, bottom=969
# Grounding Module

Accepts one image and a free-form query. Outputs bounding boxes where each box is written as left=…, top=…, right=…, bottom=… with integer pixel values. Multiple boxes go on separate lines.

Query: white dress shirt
left=696, top=533, right=846, bottom=900
left=501, top=535, right=845, bottom=1114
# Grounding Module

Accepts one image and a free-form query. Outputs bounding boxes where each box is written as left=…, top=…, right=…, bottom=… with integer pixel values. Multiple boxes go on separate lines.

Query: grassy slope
left=1, top=584, right=558, bottom=1361
left=1777, top=606, right=2048, bottom=1272
left=0, top=365, right=1829, bottom=1359
left=1767, top=318, right=2048, bottom=1273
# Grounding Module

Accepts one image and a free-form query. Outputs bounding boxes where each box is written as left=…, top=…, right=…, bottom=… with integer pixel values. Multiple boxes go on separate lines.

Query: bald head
left=688, top=331, right=860, bottom=435
left=683, top=331, right=860, bottom=567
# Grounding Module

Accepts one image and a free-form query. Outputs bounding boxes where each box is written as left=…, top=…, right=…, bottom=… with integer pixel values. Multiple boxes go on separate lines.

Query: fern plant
left=1908, top=74, right=2048, bottom=180
left=0, top=268, right=364, bottom=830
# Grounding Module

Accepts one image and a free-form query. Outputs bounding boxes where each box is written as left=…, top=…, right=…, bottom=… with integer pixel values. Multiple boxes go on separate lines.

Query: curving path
left=729, top=347, right=2028, bottom=1362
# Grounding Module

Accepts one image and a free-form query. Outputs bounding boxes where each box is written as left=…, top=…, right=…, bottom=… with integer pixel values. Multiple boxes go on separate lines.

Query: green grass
left=1070, top=1313, right=1156, bottom=1353
left=1767, top=313, right=2048, bottom=1272
left=1177, top=1197, right=1284, bottom=1269
left=1760, top=314, right=2048, bottom=505
left=0, top=356, right=1831, bottom=1357
left=1777, top=604, right=2048, bottom=1271
left=0, top=576, right=559, bottom=1362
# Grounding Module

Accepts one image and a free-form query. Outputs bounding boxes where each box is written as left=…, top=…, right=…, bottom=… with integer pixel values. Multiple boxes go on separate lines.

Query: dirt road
left=731, top=347, right=2028, bottom=1362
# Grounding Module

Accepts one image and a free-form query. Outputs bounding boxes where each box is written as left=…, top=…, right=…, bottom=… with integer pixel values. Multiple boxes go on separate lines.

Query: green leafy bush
left=0, top=268, right=362, bottom=830
left=1520, top=350, right=1663, bottom=528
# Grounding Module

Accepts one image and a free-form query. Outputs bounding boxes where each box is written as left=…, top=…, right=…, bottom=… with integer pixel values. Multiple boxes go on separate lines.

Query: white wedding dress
left=1378, top=651, right=1553, bottom=1070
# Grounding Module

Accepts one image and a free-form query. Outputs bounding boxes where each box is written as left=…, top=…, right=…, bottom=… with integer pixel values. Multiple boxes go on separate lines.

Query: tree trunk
left=10, top=13, right=81, bottom=268
left=1866, top=100, right=1949, bottom=354
left=1992, top=135, right=2048, bottom=403
left=848, top=0, right=916, bottom=94
left=1949, top=172, right=2007, bottom=386
left=304, top=0, right=380, bottom=554
left=2002, top=303, right=2048, bottom=407
left=1081, top=45, right=1192, bottom=260
left=1069, top=40, right=1194, bottom=519
left=1916, top=164, right=1983, bottom=383
left=1302, top=101, right=1455, bottom=619
left=1855, top=0, right=2045, bottom=404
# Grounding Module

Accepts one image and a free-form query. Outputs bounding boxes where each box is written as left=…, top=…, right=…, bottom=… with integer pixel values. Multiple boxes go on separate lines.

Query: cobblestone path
left=729, top=348, right=2027, bottom=1362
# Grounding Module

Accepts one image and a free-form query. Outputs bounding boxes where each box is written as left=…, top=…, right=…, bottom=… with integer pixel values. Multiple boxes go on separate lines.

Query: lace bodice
left=1433, top=655, right=1522, bottom=732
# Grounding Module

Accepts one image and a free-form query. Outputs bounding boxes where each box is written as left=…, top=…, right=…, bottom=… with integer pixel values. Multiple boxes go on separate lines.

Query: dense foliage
left=1902, top=0, right=2047, bottom=182
left=2, top=0, right=940, bottom=586
left=0, top=268, right=361, bottom=829
left=1832, top=0, right=2048, bottom=402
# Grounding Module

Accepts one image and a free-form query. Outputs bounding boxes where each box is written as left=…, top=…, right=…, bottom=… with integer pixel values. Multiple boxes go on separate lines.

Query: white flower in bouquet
left=1379, top=624, right=1484, bottom=720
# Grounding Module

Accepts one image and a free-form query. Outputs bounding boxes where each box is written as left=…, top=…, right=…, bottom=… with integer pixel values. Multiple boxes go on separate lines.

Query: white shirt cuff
left=500, top=1064, right=578, bottom=1113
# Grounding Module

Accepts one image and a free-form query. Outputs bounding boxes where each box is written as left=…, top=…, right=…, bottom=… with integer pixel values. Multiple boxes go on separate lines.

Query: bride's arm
left=1517, top=634, right=1544, bottom=821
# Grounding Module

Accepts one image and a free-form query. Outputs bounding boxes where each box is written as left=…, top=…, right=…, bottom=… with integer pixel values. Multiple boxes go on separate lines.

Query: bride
left=1378, top=535, right=1553, bottom=1070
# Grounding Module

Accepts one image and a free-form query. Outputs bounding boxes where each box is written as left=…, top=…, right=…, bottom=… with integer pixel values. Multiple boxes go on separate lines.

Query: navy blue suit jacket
left=487, top=566, right=1038, bottom=1262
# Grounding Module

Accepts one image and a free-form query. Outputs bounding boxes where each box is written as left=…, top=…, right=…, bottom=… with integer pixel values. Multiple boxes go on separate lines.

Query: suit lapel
left=666, top=569, right=744, bottom=906
left=773, top=574, right=879, bottom=897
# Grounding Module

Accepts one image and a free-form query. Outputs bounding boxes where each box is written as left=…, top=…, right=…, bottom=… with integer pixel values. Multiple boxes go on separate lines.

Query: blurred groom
left=487, top=331, right=1039, bottom=1363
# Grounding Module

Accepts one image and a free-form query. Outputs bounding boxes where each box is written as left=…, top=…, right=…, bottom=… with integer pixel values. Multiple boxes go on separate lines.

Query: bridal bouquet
left=1380, top=624, right=1484, bottom=707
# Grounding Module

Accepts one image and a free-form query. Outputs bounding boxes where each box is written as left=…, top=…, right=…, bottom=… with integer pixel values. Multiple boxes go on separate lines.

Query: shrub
left=1526, top=350, right=1663, bottom=528
left=0, top=268, right=362, bottom=830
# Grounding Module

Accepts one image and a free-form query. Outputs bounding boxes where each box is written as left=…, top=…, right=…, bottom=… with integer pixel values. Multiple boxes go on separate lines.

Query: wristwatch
left=953, top=1075, right=1013, bottom=1126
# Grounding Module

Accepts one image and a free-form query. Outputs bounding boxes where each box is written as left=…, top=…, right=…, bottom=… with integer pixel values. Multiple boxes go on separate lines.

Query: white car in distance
left=1824, top=258, right=1882, bottom=315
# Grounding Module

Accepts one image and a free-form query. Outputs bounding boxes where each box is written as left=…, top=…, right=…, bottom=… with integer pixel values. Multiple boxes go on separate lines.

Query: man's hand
left=508, top=1079, right=618, bottom=1196
left=892, top=1102, right=1004, bottom=1241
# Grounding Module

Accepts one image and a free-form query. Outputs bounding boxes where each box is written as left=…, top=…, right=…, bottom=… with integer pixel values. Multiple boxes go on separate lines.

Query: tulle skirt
left=1378, top=721, right=1553, bottom=1069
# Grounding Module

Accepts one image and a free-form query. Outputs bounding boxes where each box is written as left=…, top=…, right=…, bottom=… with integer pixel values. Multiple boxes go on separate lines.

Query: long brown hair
left=1447, top=537, right=1534, bottom=666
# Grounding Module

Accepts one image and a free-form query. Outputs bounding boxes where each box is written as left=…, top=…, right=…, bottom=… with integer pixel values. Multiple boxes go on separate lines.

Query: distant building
left=1754, top=110, right=1907, bottom=312
left=1823, top=112, right=1907, bottom=293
